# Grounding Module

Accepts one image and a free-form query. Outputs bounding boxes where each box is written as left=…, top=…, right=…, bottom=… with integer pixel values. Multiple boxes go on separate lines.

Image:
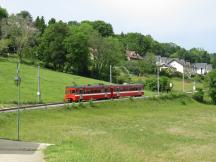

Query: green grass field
left=0, top=57, right=108, bottom=105
left=0, top=57, right=156, bottom=107
left=1, top=96, right=216, bottom=162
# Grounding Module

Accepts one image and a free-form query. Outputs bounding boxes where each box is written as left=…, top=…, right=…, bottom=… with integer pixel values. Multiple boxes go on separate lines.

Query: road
left=0, top=139, right=51, bottom=162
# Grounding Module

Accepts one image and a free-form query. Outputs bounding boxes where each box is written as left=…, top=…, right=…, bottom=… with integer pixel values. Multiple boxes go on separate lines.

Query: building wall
left=197, top=68, right=206, bottom=75
left=169, top=61, right=184, bottom=73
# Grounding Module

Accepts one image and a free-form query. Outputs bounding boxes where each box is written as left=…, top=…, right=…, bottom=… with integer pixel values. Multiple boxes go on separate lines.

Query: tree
left=138, top=52, right=156, bottom=75
left=210, top=53, right=216, bottom=69
left=0, top=39, right=11, bottom=56
left=188, top=48, right=210, bottom=63
left=1, top=15, right=37, bottom=61
left=92, top=37, right=124, bottom=80
left=38, top=22, right=69, bottom=71
left=64, top=23, right=98, bottom=75
left=48, top=18, right=56, bottom=25
left=0, top=6, right=8, bottom=21
left=35, top=16, right=46, bottom=34
left=205, top=70, right=216, bottom=104
left=68, top=21, right=79, bottom=26
left=0, top=6, right=8, bottom=37
left=92, top=20, right=114, bottom=37
left=123, top=33, right=146, bottom=56
left=17, top=10, right=32, bottom=22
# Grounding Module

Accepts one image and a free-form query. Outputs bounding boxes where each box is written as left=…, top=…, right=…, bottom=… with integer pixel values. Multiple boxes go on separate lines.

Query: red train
left=64, top=84, right=144, bottom=102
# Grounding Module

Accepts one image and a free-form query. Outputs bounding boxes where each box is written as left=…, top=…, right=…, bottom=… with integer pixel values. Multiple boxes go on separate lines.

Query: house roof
left=193, top=63, right=207, bottom=69
left=156, top=56, right=172, bottom=65
left=126, top=50, right=143, bottom=60
left=206, top=64, right=213, bottom=70
left=168, top=59, right=185, bottom=66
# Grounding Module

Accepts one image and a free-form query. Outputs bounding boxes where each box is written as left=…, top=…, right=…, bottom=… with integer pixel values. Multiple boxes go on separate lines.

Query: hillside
left=0, top=57, right=108, bottom=105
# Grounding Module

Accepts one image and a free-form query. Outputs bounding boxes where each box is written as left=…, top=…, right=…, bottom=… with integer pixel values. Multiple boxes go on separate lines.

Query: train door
left=105, top=87, right=108, bottom=98
left=116, top=87, right=120, bottom=97
left=79, top=89, right=83, bottom=101
left=110, top=87, right=114, bottom=98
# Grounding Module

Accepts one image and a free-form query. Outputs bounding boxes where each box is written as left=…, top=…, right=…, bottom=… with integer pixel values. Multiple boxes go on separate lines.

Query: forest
left=1, top=6, right=216, bottom=82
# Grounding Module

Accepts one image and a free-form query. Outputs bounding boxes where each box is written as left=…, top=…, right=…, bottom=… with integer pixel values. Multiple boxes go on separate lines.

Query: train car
left=64, top=84, right=144, bottom=102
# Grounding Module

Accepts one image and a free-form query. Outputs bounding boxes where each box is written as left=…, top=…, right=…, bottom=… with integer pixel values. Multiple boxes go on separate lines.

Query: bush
left=193, top=88, right=204, bottom=103
left=160, top=68, right=173, bottom=78
left=89, top=99, right=96, bottom=107
left=172, top=71, right=182, bottom=78
left=145, top=76, right=173, bottom=92
left=145, top=78, right=157, bottom=91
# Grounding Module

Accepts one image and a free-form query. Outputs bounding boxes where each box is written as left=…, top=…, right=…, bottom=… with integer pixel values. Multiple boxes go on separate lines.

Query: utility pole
left=156, top=56, right=160, bottom=96
left=157, top=65, right=160, bottom=95
left=182, top=67, right=185, bottom=92
left=37, top=64, right=41, bottom=103
left=110, top=65, right=112, bottom=83
left=15, top=62, right=21, bottom=141
left=193, top=80, right=196, bottom=93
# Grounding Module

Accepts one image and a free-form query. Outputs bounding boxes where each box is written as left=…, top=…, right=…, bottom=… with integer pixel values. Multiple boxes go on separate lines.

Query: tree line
left=1, top=6, right=216, bottom=82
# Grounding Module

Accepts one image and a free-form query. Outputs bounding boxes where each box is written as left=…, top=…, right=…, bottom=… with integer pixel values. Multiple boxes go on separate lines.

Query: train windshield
left=70, top=90, right=76, bottom=94
left=65, top=89, right=76, bottom=94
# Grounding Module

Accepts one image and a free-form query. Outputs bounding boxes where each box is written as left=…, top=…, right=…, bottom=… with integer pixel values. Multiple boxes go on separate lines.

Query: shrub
left=89, top=99, right=95, bottom=107
left=193, top=88, right=204, bottom=103
left=145, top=78, right=157, bottom=91
left=129, top=96, right=134, bottom=102
left=145, top=76, right=173, bottom=92
left=79, top=101, right=85, bottom=108
left=160, top=68, right=173, bottom=78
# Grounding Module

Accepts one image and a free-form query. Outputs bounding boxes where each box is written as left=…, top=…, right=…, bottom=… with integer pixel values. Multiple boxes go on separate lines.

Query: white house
left=168, top=60, right=184, bottom=73
left=193, top=63, right=213, bottom=75
left=155, top=56, right=213, bottom=75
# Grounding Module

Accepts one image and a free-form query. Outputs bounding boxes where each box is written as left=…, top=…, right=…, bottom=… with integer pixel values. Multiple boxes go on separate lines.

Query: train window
left=80, top=90, right=83, bottom=94
left=105, top=88, right=110, bottom=92
left=69, top=90, right=75, bottom=94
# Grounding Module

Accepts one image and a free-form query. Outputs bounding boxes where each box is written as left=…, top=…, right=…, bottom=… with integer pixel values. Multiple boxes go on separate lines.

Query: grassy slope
left=1, top=97, right=216, bottom=162
left=0, top=57, right=107, bottom=104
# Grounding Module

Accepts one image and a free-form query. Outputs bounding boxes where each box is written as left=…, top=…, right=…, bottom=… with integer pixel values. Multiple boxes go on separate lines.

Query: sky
left=1, top=0, right=216, bottom=53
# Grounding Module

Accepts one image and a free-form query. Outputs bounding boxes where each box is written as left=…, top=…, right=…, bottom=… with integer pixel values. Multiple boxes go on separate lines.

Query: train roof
left=66, top=84, right=143, bottom=89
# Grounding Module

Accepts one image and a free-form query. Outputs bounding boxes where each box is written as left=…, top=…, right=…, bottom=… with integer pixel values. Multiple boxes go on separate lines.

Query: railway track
left=0, top=96, right=148, bottom=113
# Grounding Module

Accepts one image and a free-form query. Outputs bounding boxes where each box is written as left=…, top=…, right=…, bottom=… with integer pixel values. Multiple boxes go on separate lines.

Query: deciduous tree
left=1, top=15, right=37, bottom=61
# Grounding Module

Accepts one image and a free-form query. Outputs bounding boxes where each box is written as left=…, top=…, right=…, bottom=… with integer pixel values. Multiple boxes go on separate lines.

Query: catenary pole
left=157, top=65, right=160, bottom=95
left=182, top=66, right=185, bottom=92
left=16, top=62, right=21, bottom=141
left=37, top=64, right=41, bottom=103
left=110, top=65, right=112, bottom=83
left=157, top=56, right=160, bottom=95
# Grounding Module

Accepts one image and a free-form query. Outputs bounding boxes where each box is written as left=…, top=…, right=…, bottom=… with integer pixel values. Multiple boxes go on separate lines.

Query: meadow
left=1, top=96, right=216, bottom=162
left=0, top=57, right=156, bottom=108
left=0, top=57, right=107, bottom=106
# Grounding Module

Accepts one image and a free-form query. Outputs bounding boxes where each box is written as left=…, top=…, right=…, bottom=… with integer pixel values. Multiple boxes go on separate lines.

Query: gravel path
left=0, top=139, right=51, bottom=162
